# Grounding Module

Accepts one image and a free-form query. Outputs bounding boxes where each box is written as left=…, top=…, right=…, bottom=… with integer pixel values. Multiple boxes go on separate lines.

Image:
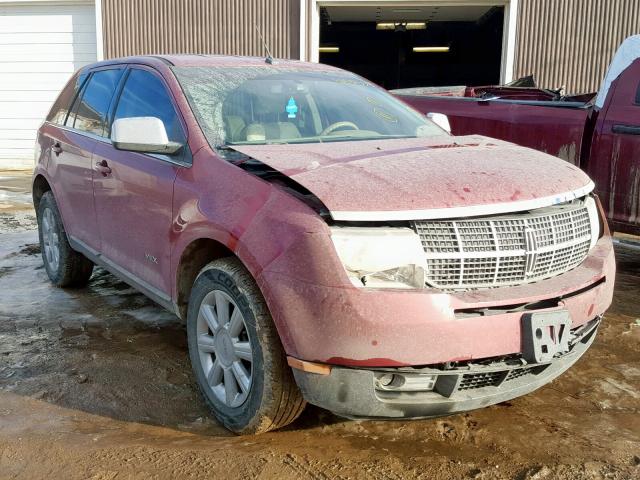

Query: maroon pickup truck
left=397, top=35, right=640, bottom=236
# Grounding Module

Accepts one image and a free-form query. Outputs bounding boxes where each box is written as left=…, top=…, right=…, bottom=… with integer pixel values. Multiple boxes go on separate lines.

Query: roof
left=83, top=54, right=340, bottom=71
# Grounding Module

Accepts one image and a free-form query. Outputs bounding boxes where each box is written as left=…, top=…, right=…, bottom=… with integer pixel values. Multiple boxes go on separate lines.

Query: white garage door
left=0, top=2, right=97, bottom=167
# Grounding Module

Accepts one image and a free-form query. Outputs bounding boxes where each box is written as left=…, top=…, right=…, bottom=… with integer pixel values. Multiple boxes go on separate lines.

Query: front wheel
left=187, top=258, right=306, bottom=434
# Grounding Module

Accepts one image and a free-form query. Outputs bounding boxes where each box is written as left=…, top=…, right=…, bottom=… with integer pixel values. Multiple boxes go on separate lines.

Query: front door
left=93, top=67, right=190, bottom=296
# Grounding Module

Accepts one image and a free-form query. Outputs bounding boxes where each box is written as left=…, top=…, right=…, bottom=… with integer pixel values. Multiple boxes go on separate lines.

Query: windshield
left=173, top=65, right=445, bottom=146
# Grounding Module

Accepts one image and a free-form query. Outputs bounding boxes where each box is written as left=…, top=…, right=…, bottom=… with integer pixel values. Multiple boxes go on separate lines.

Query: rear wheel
left=37, top=191, right=93, bottom=287
left=187, top=258, right=306, bottom=434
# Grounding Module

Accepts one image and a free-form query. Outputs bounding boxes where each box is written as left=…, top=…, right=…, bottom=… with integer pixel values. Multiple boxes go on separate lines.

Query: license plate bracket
left=521, top=311, right=572, bottom=363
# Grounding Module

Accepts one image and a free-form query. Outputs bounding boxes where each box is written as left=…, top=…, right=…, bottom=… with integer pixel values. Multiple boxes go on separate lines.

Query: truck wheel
left=37, top=191, right=93, bottom=287
left=187, top=258, right=306, bottom=434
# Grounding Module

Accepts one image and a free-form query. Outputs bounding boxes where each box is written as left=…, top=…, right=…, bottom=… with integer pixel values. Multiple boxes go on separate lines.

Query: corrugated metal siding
left=102, top=0, right=299, bottom=60
left=515, top=0, right=640, bottom=94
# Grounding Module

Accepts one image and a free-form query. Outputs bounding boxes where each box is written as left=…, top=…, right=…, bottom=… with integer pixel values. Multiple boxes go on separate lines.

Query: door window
left=66, top=69, right=124, bottom=136
left=112, top=69, right=185, bottom=143
left=47, top=72, right=89, bottom=125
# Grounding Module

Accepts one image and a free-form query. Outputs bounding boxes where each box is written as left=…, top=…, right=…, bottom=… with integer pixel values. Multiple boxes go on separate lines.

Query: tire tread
left=190, top=258, right=306, bottom=434
left=38, top=191, right=93, bottom=288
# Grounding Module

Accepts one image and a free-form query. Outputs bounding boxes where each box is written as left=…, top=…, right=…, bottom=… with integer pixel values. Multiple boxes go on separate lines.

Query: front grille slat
left=413, top=203, right=593, bottom=290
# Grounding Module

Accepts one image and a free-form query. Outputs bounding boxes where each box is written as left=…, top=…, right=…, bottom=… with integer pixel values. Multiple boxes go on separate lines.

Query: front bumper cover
left=260, top=235, right=614, bottom=367
left=293, top=317, right=599, bottom=419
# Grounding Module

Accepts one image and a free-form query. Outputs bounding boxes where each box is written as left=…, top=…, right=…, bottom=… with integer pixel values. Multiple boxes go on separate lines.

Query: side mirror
left=111, top=117, right=183, bottom=155
left=426, top=112, right=452, bottom=134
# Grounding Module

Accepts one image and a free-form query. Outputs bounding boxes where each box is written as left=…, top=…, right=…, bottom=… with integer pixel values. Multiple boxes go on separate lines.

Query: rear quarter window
left=46, top=72, right=88, bottom=125
left=67, top=68, right=124, bottom=136
left=635, top=82, right=640, bottom=104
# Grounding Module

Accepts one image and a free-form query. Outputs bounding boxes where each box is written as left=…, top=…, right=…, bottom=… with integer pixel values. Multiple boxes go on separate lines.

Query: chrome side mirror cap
left=111, top=117, right=183, bottom=155
left=426, top=112, right=452, bottom=134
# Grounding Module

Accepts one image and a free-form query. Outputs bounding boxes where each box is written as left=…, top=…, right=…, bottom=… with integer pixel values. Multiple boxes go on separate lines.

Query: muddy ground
left=0, top=171, right=638, bottom=480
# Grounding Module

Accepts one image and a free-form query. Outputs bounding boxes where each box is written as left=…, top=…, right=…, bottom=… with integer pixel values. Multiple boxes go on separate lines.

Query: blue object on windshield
left=286, top=97, right=298, bottom=118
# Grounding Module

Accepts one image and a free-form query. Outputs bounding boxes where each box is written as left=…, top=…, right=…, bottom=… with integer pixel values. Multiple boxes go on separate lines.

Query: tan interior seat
left=243, top=122, right=301, bottom=142
left=225, top=115, right=247, bottom=142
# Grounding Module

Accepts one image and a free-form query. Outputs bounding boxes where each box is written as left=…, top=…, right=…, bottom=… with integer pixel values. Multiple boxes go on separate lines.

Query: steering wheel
left=320, top=121, right=359, bottom=136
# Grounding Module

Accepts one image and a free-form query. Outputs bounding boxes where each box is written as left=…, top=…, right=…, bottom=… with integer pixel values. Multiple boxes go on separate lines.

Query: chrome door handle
left=51, top=142, right=63, bottom=155
left=95, top=160, right=112, bottom=176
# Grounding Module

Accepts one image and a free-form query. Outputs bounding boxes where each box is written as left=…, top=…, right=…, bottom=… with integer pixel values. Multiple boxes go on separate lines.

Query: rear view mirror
left=111, top=117, right=183, bottom=154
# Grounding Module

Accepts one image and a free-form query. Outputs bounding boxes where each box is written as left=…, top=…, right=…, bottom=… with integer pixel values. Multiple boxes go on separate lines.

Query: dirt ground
left=0, top=170, right=639, bottom=480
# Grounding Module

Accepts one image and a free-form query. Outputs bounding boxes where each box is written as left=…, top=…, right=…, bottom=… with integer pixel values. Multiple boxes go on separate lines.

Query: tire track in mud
left=282, top=453, right=343, bottom=480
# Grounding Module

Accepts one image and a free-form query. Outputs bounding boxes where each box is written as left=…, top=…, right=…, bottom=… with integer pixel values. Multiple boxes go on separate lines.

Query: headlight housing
left=584, top=195, right=601, bottom=250
left=330, top=226, right=427, bottom=289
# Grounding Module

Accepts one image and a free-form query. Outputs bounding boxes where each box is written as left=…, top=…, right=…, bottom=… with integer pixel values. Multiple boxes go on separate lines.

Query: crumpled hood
left=232, top=135, right=594, bottom=221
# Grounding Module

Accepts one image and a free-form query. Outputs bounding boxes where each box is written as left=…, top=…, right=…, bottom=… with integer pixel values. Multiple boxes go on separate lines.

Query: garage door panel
left=0, top=61, right=93, bottom=73
left=0, top=129, right=38, bottom=140
left=0, top=101, right=55, bottom=119
left=0, top=17, right=96, bottom=34
left=0, top=52, right=96, bottom=63
left=0, top=32, right=97, bottom=45
left=0, top=119, right=43, bottom=130
left=0, top=149, right=34, bottom=159
left=0, top=3, right=96, bottom=163
left=0, top=43, right=96, bottom=55
left=0, top=90, right=60, bottom=102
left=1, top=139, right=37, bottom=149
left=0, top=72, right=74, bottom=90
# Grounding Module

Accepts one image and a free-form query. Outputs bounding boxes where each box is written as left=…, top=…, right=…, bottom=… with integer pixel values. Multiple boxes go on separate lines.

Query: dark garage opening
left=319, top=5, right=504, bottom=90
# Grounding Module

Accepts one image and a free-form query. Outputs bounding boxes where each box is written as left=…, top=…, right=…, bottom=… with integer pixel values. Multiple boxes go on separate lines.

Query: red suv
left=33, top=55, right=615, bottom=434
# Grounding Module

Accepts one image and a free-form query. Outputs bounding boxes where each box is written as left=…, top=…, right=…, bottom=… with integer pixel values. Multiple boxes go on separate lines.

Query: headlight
left=584, top=196, right=601, bottom=249
left=330, top=226, right=427, bottom=289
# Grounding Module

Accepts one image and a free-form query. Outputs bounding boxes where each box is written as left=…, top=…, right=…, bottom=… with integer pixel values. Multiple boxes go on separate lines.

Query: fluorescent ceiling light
left=392, top=9, right=421, bottom=13
left=319, top=46, right=339, bottom=53
left=413, top=46, right=450, bottom=53
left=376, top=22, right=426, bottom=30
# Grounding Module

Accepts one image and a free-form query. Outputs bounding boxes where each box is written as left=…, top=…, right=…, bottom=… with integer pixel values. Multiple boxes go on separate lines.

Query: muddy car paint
left=33, top=55, right=614, bottom=420
left=232, top=136, right=594, bottom=220
left=397, top=35, right=640, bottom=237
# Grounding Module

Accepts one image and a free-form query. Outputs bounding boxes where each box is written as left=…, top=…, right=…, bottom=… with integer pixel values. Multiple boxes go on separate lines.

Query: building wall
left=99, top=0, right=640, bottom=93
left=515, top=0, right=640, bottom=94
left=101, top=0, right=299, bottom=60
left=0, top=0, right=97, bottom=166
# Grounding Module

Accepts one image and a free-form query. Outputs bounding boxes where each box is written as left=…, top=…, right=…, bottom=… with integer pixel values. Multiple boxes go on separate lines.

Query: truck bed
left=396, top=91, right=593, bottom=166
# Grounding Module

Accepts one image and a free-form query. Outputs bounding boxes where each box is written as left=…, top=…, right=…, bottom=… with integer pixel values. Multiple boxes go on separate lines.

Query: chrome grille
left=413, top=203, right=593, bottom=290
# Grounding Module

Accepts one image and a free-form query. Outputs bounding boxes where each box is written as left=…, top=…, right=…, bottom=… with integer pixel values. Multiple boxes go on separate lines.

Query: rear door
left=92, top=66, right=190, bottom=296
left=589, top=59, right=640, bottom=230
left=46, top=67, right=124, bottom=251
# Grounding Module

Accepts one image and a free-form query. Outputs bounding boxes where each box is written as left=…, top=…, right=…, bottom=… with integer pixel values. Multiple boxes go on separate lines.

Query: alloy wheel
left=196, top=290, right=253, bottom=408
left=41, top=207, right=60, bottom=272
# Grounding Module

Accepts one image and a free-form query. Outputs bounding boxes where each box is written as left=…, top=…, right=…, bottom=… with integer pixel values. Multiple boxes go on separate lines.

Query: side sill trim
left=68, top=236, right=180, bottom=317
left=329, top=181, right=595, bottom=222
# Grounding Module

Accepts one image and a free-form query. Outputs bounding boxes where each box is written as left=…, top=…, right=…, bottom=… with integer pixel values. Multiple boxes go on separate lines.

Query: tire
left=37, top=191, right=93, bottom=287
left=187, top=258, right=306, bottom=434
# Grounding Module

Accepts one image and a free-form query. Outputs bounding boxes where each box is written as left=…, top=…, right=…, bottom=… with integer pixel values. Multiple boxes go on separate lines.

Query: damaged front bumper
left=293, top=318, right=600, bottom=419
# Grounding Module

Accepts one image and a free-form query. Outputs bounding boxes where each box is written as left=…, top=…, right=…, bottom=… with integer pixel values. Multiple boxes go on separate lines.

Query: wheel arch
left=174, top=237, right=237, bottom=320
left=32, top=174, right=52, bottom=211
